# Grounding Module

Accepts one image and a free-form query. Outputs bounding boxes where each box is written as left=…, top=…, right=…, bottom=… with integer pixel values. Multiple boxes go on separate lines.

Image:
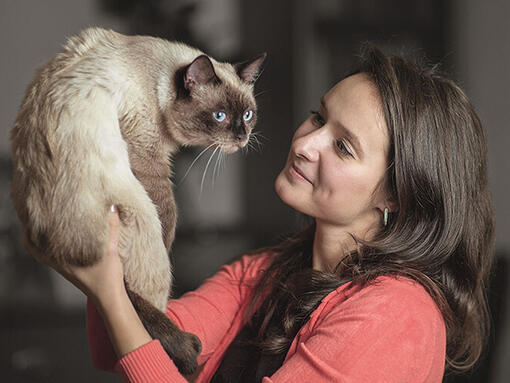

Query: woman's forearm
left=96, top=290, right=153, bottom=358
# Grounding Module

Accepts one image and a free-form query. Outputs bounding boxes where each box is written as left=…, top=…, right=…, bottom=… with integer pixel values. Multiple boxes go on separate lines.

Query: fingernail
left=110, top=204, right=117, bottom=213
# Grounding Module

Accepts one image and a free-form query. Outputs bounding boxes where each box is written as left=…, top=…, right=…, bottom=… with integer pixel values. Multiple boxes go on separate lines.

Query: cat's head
left=165, top=53, right=266, bottom=153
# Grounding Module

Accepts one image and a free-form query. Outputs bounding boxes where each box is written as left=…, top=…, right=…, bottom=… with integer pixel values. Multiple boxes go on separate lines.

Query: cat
left=9, top=27, right=265, bottom=374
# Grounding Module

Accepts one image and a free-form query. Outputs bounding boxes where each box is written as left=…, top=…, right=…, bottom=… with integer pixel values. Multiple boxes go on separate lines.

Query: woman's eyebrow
left=320, top=96, right=328, bottom=111
left=320, top=97, right=365, bottom=158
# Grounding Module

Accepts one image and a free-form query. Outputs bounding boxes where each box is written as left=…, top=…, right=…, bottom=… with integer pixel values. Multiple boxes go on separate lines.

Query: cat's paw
left=159, top=330, right=202, bottom=375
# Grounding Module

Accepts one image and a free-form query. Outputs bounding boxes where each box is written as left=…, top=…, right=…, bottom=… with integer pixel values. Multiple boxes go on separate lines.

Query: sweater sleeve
left=263, top=278, right=446, bottom=383
left=86, top=252, right=271, bottom=381
left=165, top=252, right=270, bottom=364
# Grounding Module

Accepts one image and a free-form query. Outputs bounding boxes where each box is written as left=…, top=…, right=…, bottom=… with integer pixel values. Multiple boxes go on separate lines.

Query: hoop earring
left=383, top=207, right=389, bottom=227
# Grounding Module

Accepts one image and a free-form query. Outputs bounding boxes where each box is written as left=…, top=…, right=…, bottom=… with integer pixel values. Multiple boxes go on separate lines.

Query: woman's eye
left=310, top=110, right=325, bottom=126
left=310, top=110, right=352, bottom=157
left=243, top=110, right=253, bottom=121
left=336, top=139, right=352, bottom=157
left=213, top=111, right=227, bottom=122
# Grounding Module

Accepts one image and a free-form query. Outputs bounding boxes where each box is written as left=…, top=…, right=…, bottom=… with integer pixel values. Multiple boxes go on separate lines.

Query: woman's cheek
left=274, top=173, right=311, bottom=215
left=320, top=165, right=368, bottom=217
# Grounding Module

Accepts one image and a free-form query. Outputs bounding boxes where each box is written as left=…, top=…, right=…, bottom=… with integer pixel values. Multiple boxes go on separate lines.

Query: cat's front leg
left=126, top=287, right=202, bottom=375
left=130, top=169, right=177, bottom=254
left=113, top=185, right=202, bottom=375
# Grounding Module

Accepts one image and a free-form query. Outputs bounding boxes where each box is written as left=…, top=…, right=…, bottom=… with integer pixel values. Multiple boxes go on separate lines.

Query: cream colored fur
left=10, top=28, right=253, bottom=312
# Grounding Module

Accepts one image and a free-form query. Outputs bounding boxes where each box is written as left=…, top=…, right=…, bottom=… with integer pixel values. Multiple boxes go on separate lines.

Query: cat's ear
left=184, top=55, right=219, bottom=91
left=234, top=52, right=267, bottom=84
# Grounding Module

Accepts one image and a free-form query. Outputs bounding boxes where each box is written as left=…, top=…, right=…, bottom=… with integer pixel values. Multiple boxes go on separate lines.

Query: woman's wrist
left=96, top=288, right=153, bottom=358
left=94, top=285, right=130, bottom=319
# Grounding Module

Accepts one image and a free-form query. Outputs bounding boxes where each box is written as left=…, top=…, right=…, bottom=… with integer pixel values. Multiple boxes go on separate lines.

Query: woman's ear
left=373, top=180, right=398, bottom=215
left=375, top=200, right=398, bottom=228
left=375, top=199, right=398, bottom=215
left=385, top=200, right=399, bottom=214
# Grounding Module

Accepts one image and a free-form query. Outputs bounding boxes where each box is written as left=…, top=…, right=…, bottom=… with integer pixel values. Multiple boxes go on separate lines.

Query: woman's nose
left=293, top=127, right=326, bottom=162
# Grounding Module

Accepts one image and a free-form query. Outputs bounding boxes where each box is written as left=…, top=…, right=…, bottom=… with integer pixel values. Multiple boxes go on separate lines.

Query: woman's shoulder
left=338, top=275, right=442, bottom=315
left=300, top=275, right=447, bottom=382
left=322, top=275, right=446, bottom=334
left=218, top=250, right=274, bottom=280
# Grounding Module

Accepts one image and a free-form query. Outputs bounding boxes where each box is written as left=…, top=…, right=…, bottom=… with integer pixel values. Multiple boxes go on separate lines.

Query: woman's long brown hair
left=244, top=45, right=495, bottom=373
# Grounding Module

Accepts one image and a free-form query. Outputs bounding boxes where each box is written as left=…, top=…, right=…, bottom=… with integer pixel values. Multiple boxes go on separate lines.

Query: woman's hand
left=26, top=206, right=155, bottom=359
left=25, top=205, right=126, bottom=309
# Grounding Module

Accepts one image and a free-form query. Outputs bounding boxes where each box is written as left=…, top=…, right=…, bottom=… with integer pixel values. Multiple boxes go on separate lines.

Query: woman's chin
left=274, top=172, right=287, bottom=201
left=275, top=172, right=305, bottom=213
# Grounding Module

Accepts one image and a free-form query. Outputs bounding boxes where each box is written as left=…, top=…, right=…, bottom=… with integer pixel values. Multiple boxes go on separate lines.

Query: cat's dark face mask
left=167, top=53, right=266, bottom=153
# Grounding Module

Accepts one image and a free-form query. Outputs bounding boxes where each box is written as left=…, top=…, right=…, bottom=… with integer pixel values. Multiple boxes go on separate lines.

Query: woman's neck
left=312, top=217, right=379, bottom=272
left=312, top=223, right=355, bottom=272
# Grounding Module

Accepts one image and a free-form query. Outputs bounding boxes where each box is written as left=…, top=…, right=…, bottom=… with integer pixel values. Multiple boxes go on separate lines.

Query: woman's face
left=275, top=73, right=392, bottom=233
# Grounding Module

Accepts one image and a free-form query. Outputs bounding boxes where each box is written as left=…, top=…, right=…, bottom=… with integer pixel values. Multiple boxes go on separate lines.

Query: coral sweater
left=86, top=252, right=446, bottom=382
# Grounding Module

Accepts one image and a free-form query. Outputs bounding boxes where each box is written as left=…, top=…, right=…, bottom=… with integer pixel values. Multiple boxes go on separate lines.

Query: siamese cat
left=10, top=27, right=265, bottom=374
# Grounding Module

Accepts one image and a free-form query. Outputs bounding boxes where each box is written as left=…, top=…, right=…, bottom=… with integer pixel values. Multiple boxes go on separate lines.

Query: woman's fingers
left=107, top=205, right=121, bottom=257
left=23, top=205, right=122, bottom=280
left=66, top=206, right=124, bottom=300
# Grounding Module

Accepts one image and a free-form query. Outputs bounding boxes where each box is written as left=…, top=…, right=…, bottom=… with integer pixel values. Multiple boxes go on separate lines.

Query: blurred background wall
left=0, top=0, right=508, bottom=382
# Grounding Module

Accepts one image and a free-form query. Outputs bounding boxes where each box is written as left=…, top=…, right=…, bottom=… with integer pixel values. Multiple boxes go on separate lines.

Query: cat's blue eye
left=243, top=110, right=253, bottom=122
left=213, top=111, right=226, bottom=122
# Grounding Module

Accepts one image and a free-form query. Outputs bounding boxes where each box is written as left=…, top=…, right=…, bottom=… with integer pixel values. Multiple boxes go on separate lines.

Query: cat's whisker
left=212, top=145, right=223, bottom=188
left=247, top=133, right=263, bottom=153
left=254, top=66, right=267, bottom=84
left=215, top=146, right=223, bottom=178
left=221, top=150, right=227, bottom=172
left=250, top=138, right=260, bottom=153
left=218, top=150, right=227, bottom=185
left=252, top=133, right=267, bottom=152
left=255, top=137, right=264, bottom=152
left=200, top=145, right=219, bottom=196
left=220, top=148, right=227, bottom=174
left=254, top=89, right=269, bottom=99
left=245, top=140, right=257, bottom=154
left=251, top=130, right=269, bottom=141
left=248, top=134, right=259, bottom=149
left=177, top=143, right=215, bottom=188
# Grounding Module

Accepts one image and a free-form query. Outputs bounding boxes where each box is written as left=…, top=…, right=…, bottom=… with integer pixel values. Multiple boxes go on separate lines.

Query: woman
left=30, top=46, right=494, bottom=382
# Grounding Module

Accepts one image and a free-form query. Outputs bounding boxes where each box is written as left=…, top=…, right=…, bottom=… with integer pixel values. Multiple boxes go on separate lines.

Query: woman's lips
left=290, top=164, right=313, bottom=185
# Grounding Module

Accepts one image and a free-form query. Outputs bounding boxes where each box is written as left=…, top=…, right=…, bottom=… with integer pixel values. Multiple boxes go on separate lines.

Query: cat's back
left=10, top=28, right=125, bottom=157
left=63, top=27, right=121, bottom=59
left=9, top=28, right=129, bottom=221
left=19, top=27, right=123, bottom=107
left=44, top=27, right=123, bottom=78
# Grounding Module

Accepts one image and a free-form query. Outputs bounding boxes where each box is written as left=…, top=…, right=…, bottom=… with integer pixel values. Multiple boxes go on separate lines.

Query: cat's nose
left=233, top=119, right=247, bottom=141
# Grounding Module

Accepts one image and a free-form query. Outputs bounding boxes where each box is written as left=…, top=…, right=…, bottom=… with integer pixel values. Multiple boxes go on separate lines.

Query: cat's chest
left=127, top=146, right=177, bottom=250
left=118, top=107, right=170, bottom=169
left=119, top=115, right=174, bottom=200
left=117, top=103, right=177, bottom=247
